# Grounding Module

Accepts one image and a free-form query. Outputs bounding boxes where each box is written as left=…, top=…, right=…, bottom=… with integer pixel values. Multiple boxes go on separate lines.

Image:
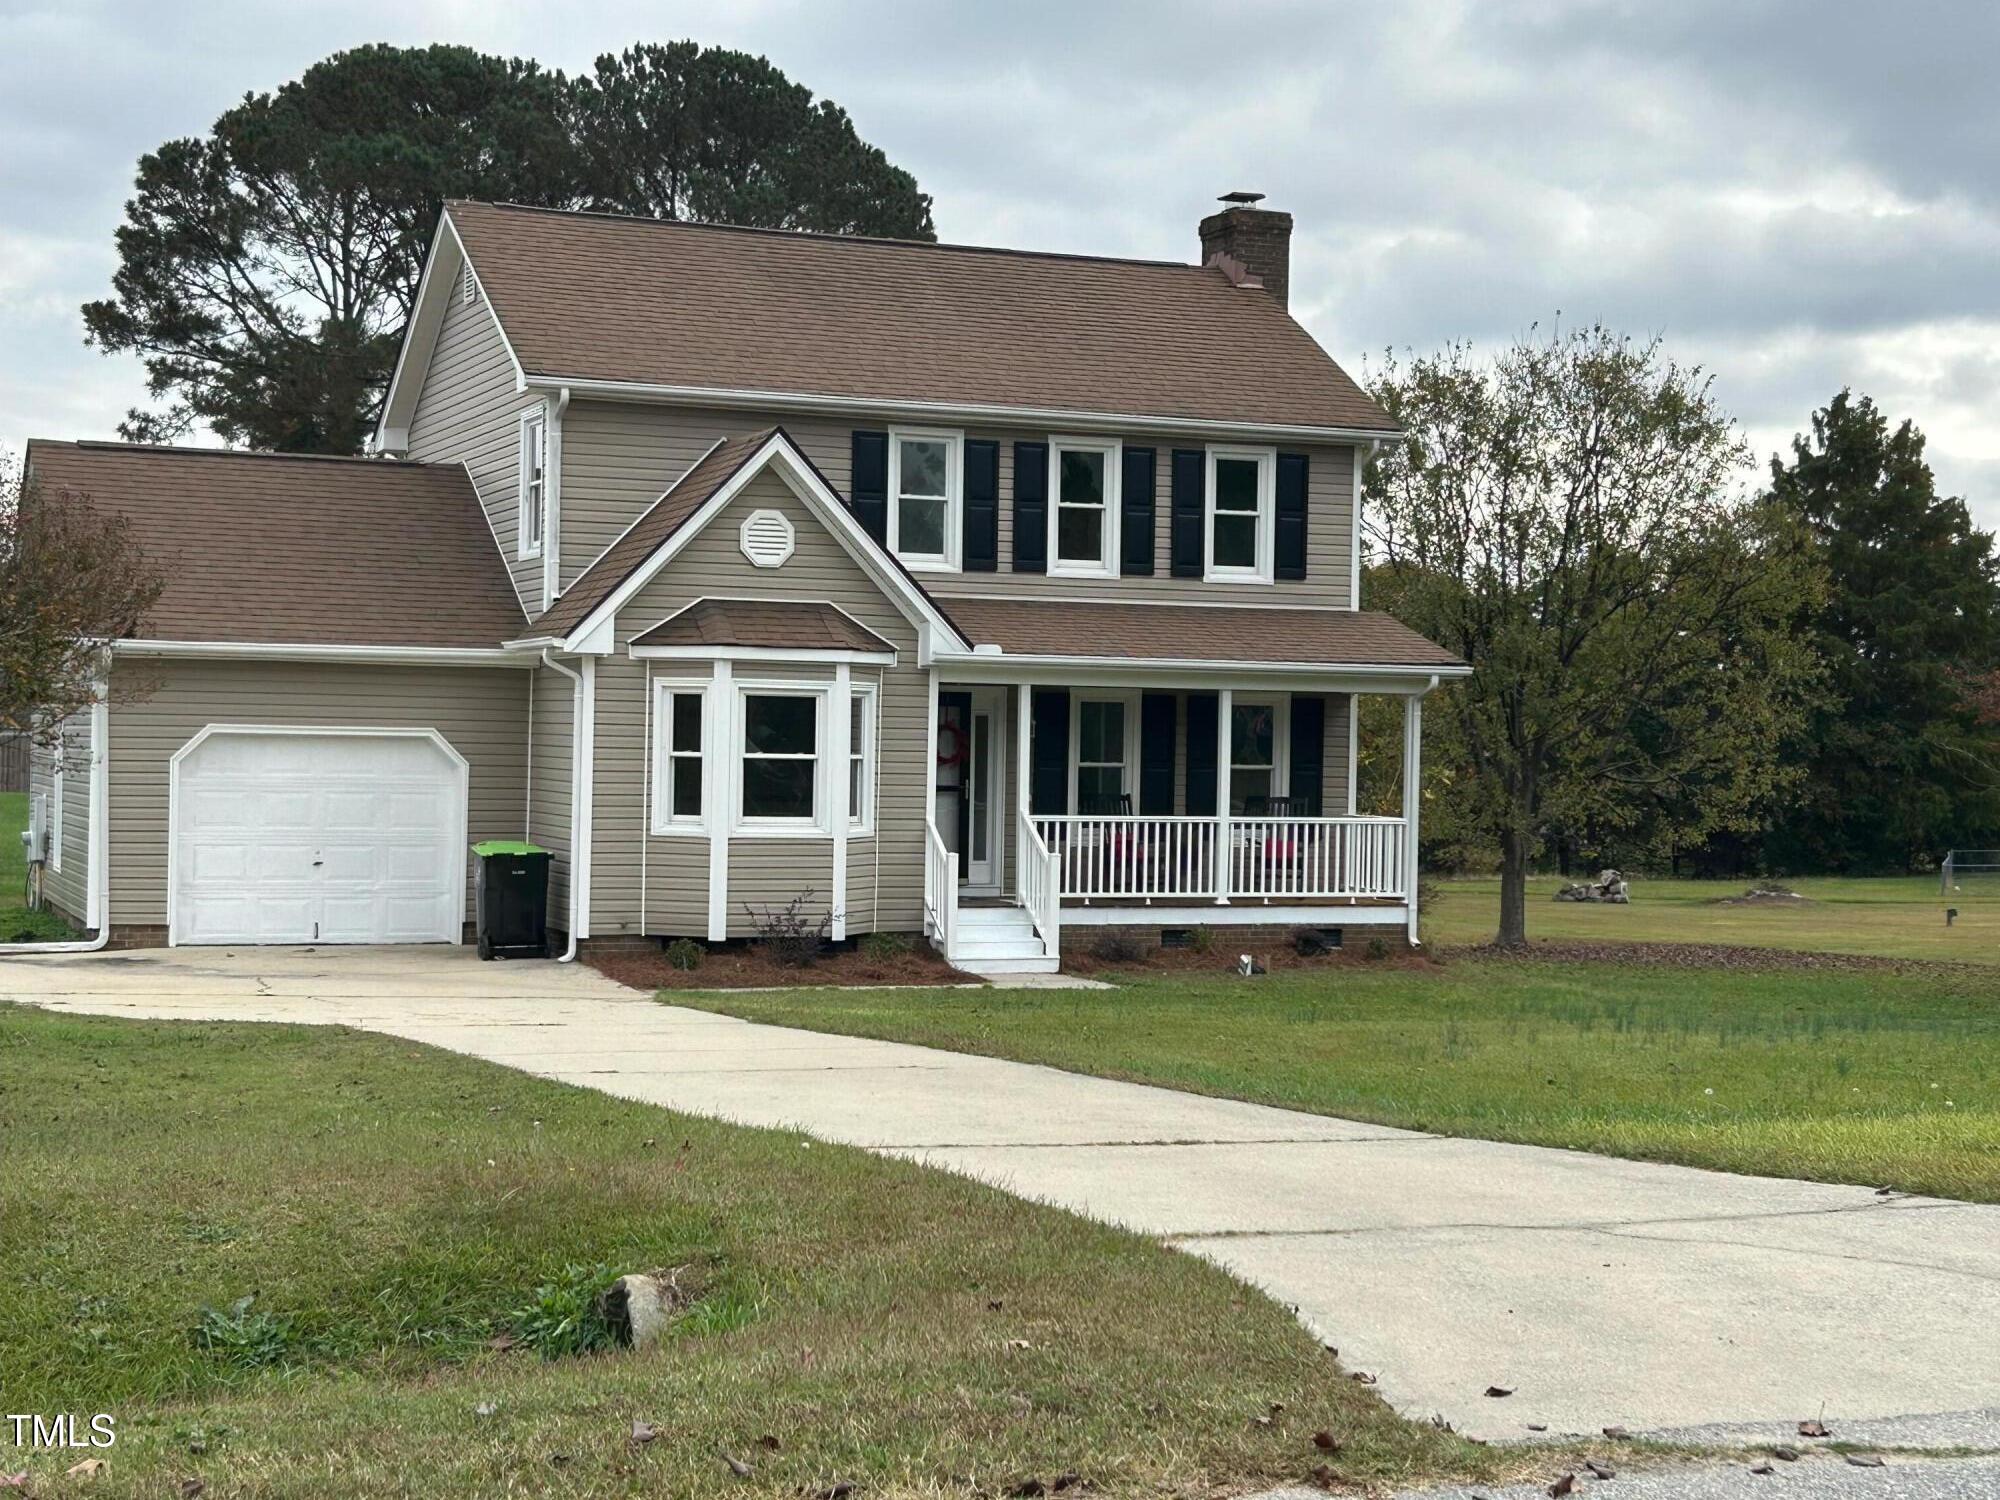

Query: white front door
left=963, top=689, right=1005, bottom=894
left=172, top=729, right=465, bottom=946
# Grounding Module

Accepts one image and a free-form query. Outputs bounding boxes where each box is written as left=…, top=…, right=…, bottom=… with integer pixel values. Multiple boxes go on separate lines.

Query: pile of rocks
left=1554, top=869, right=1629, bottom=904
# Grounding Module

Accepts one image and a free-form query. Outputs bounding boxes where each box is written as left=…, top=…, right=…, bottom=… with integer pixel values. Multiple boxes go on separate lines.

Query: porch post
left=1015, top=682, right=1032, bottom=901
left=1402, top=692, right=1422, bottom=944
left=830, top=663, right=851, bottom=942
left=924, top=670, right=940, bottom=927
left=1213, top=687, right=1233, bottom=903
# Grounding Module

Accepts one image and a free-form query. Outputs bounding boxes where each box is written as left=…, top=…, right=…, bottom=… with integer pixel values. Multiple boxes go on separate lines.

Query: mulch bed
left=1066, top=941, right=1444, bottom=978
left=1439, top=938, right=1987, bottom=977
left=591, top=941, right=967, bottom=992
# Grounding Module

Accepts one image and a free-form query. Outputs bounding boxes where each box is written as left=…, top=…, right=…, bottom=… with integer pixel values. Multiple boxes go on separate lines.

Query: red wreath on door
left=936, top=722, right=967, bottom=766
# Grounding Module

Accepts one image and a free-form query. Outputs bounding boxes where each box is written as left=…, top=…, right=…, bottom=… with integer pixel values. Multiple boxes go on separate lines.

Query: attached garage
left=170, top=728, right=468, bottom=946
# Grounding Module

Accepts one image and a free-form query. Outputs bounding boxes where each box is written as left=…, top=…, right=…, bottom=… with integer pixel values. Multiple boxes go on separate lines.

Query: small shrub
left=859, top=931, right=913, bottom=960
left=744, top=891, right=837, bottom=968
left=1188, top=925, right=1217, bottom=955
left=1091, top=928, right=1148, bottom=964
left=191, top=1294, right=301, bottom=1371
left=663, top=937, right=704, bottom=972
left=513, top=1263, right=621, bottom=1360
left=1365, top=936, right=1391, bottom=961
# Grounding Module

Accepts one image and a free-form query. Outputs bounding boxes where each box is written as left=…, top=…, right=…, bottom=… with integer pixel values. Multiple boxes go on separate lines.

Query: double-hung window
left=1229, top=699, right=1285, bottom=813
left=1049, top=437, right=1120, bottom=577
left=651, top=683, right=707, bottom=834
left=888, top=429, right=960, bottom=569
left=518, top=409, right=547, bottom=560
left=739, top=692, right=820, bottom=827
left=1073, top=696, right=1134, bottom=812
left=847, top=684, right=876, bottom=834
left=1206, top=445, right=1275, bottom=581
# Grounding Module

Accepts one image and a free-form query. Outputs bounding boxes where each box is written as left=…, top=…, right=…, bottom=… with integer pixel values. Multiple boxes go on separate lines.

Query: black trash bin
left=472, top=841, right=552, bottom=959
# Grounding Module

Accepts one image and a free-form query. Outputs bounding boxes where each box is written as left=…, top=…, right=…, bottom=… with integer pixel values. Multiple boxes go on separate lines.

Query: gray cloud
left=1, top=0, right=1994, bottom=521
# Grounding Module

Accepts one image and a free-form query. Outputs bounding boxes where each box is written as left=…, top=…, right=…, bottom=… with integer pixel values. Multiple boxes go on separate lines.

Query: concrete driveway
left=8, top=944, right=1998, bottom=1445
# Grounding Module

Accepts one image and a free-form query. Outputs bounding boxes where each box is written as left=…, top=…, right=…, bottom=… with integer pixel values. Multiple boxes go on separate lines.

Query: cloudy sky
left=4, top=0, right=1995, bottom=521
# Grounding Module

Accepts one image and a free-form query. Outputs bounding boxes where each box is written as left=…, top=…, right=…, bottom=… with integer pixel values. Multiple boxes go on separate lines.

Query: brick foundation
left=1060, top=921, right=1412, bottom=959
left=104, top=925, right=169, bottom=949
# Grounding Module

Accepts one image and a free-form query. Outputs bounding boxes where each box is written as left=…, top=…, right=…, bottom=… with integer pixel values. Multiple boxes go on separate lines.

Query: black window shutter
left=850, top=431, right=889, bottom=545
left=1276, top=452, right=1309, bottom=580
left=963, top=439, right=999, bottom=572
left=1288, top=694, right=1325, bottom=814
left=1029, top=687, right=1069, bottom=814
left=1121, top=447, right=1157, bottom=576
left=1013, top=441, right=1048, bottom=573
left=1140, top=692, right=1176, bottom=814
left=1184, top=691, right=1218, bottom=816
left=1170, top=449, right=1205, bottom=578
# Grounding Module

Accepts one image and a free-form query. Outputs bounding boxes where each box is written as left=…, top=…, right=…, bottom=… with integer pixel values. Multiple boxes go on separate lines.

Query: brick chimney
left=1199, top=191, right=1294, bottom=308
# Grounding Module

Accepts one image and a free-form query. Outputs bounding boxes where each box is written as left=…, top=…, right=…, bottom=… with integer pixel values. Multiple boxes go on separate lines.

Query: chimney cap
left=1218, top=190, right=1267, bottom=207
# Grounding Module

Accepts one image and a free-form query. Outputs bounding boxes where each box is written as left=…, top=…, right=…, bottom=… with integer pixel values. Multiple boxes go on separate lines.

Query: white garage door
left=173, top=730, right=465, bottom=946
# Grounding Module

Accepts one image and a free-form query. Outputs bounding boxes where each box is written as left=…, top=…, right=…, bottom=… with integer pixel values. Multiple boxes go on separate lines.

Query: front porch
left=921, top=673, right=1434, bottom=973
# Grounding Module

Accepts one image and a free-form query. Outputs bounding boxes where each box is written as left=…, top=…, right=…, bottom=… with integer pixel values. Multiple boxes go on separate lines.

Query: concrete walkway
left=8, top=945, right=1998, bottom=1445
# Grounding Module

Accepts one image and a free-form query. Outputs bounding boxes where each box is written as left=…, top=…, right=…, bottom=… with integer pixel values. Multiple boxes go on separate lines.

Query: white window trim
left=649, top=679, right=710, bottom=836
left=1229, top=695, right=1291, bottom=813
left=1048, top=435, right=1122, bottom=579
left=887, top=426, right=963, bottom=572
left=517, top=406, right=548, bottom=561
left=733, top=683, right=830, bottom=838
left=1068, top=690, right=1141, bottom=810
left=1205, top=444, right=1277, bottom=584
left=847, top=681, right=878, bottom=836
left=49, top=735, right=65, bottom=872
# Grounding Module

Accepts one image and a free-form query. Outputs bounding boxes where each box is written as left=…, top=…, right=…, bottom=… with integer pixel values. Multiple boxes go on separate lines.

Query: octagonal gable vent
left=739, top=508, right=795, bottom=568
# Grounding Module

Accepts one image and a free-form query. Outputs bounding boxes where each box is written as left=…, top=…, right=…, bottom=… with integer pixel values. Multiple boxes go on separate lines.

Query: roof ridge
left=448, top=199, right=1209, bottom=276
left=43, top=439, right=438, bottom=470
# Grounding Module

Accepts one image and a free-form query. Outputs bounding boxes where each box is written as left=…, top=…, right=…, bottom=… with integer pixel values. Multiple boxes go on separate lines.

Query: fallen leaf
left=631, top=1421, right=658, bottom=1445
left=64, top=1459, right=104, bottom=1479
left=1527, top=1424, right=1549, bottom=1432
left=1269, top=1401, right=1286, bottom=1415
left=1846, top=1454, right=1885, bottom=1468
left=1585, top=1459, right=1616, bottom=1479
left=474, top=1402, right=498, bottom=1418
left=1749, top=1462, right=1775, bottom=1475
left=1249, top=1416, right=1272, bottom=1429
left=1051, top=1475, right=1085, bottom=1493
left=1798, top=1419, right=1831, bottom=1438
left=1602, top=1426, right=1632, bottom=1440
left=1548, top=1475, right=1576, bottom=1498
left=486, top=1332, right=520, bottom=1352
left=1006, top=1338, right=1034, bottom=1351
left=811, top=1484, right=855, bottom=1500
left=0, top=1478, right=24, bottom=1493
left=1309, top=1463, right=1338, bottom=1490
left=988, top=1299, right=1004, bottom=1311
left=1312, top=1430, right=1342, bottom=1452
left=757, top=1434, right=781, bottom=1451
left=1485, top=1386, right=1515, bottom=1398
left=1348, top=1370, right=1377, bottom=1385
left=1009, top=1481, right=1046, bottom=1498
left=179, top=1482, right=206, bottom=1500
left=721, top=1452, right=753, bottom=1479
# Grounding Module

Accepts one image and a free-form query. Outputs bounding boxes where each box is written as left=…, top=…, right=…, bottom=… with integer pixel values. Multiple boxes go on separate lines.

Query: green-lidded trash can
left=472, top=840, right=552, bottom=960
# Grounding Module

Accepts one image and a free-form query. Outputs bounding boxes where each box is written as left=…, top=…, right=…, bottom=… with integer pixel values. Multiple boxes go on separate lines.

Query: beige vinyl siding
left=103, top=660, right=529, bottom=929
left=528, top=666, right=574, bottom=925
left=405, top=279, right=544, bottom=613
left=26, top=716, right=91, bottom=924
left=559, top=399, right=1359, bottom=609
left=586, top=469, right=928, bottom=938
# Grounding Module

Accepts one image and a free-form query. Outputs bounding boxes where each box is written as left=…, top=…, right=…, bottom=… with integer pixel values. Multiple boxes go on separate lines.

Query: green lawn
left=1, top=789, right=74, bottom=942
left=683, top=961, right=2000, bottom=1203
left=0, top=1007, right=1528, bottom=1499
left=1428, top=872, right=1994, bottom=963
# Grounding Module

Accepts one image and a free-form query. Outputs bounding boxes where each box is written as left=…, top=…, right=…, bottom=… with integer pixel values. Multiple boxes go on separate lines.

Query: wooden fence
left=0, top=734, right=28, bottom=794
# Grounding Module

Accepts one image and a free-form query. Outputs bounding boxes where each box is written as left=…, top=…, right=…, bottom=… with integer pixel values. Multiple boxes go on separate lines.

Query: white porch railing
left=1031, top=815, right=1407, bottom=904
left=1016, top=810, right=1062, bottom=954
left=924, top=819, right=959, bottom=958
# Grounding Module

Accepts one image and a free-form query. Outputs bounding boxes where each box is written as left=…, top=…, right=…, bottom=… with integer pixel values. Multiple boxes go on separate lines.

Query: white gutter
left=522, top=374, right=1404, bottom=448
left=2, top=692, right=111, bottom=956
left=113, top=640, right=532, bottom=668
left=538, top=650, right=588, bottom=963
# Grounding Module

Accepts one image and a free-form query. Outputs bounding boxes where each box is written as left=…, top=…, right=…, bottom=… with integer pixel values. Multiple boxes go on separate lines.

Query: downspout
left=540, top=649, right=586, bottom=963
left=2, top=688, right=111, bottom=956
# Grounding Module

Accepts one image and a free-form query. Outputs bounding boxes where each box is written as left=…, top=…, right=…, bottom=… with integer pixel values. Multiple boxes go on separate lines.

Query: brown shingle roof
left=938, top=597, right=1465, bottom=670
left=532, top=430, right=774, bottom=639
left=23, top=441, right=525, bottom=649
left=633, top=599, right=894, bottom=654
left=448, top=200, right=1396, bottom=434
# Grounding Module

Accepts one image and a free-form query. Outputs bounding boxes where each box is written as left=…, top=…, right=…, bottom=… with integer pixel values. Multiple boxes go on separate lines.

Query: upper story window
left=1206, top=445, right=1275, bottom=582
left=518, top=409, right=547, bottom=561
left=888, top=428, right=960, bottom=570
left=1049, top=437, right=1121, bottom=578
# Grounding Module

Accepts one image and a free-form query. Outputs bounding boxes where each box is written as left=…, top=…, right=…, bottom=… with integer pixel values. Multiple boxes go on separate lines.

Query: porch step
left=955, top=955, right=1062, bottom=977
left=944, top=902, right=1058, bottom=977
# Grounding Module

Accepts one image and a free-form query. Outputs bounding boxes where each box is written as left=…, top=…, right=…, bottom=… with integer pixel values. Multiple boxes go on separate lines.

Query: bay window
left=740, top=692, right=820, bottom=825
left=651, top=684, right=707, bottom=834
left=1049, top=437, right=1120, bottom=576
left=1206, top=445, right=1275, bottom=581
left=889, top=429, right=960, bottom=569
left=847, top=685, right=876, bottom=834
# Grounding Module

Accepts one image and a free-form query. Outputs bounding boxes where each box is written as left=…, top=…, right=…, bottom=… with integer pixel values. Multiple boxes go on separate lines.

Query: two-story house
left=22, top=194, right=1466, bottom=975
